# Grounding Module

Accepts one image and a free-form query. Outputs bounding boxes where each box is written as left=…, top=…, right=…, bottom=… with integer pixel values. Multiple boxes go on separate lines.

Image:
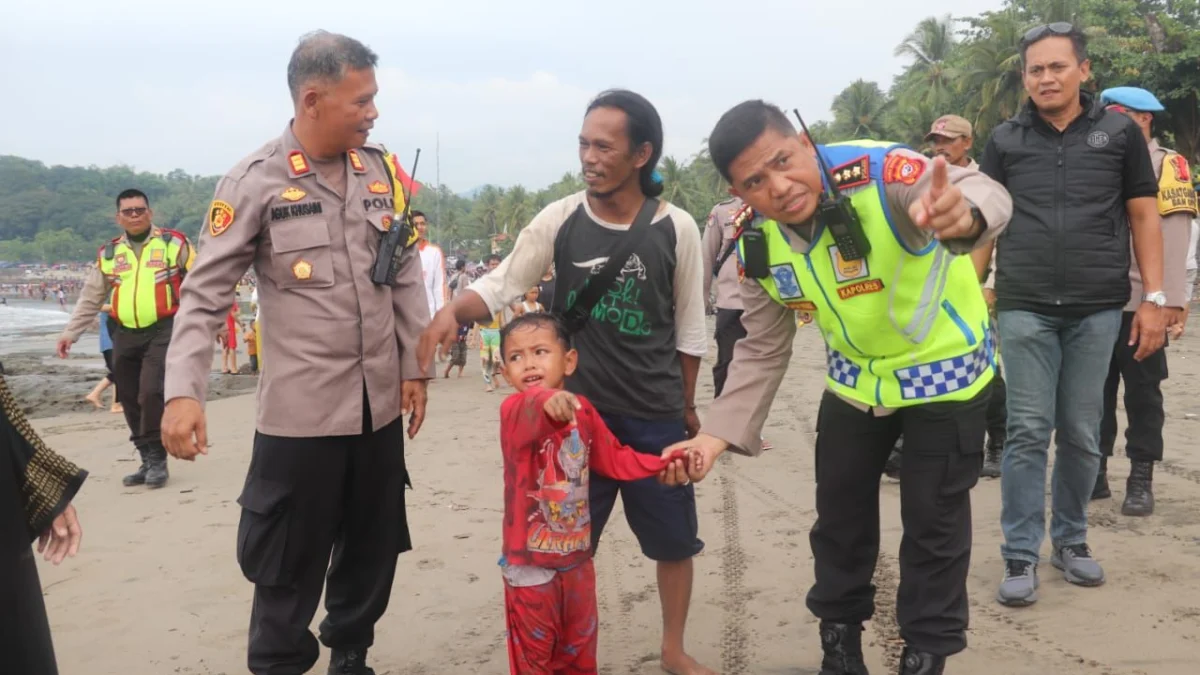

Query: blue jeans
left=997, top=309, right=1122, bottom=564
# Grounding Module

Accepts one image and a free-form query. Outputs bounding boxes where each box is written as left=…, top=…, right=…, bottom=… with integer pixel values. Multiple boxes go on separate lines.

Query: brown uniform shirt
left=60, top=229, right=193, bottom=342
left=164, top=123, right=431, bottom=438
left=703, top=149, right=1014, bottom=455
left=702, top=197, right=745, bottom=311
left=1124, top=139, right=1192, bottom=311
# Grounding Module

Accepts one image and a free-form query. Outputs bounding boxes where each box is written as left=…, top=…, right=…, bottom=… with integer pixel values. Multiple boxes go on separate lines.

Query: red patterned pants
left=503, top=559, right=598, bottom=675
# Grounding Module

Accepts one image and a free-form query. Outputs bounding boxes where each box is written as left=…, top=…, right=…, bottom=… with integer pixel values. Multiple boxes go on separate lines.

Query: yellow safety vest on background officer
left=739, top=140, right=994, bottom=408
left=98, top=227, right=193, bottom=329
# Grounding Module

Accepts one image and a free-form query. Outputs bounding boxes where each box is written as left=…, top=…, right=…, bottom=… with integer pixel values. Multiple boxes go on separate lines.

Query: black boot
left=1091, top=456, right=1111, bottom=500
left=328, top=648, right=375, bottom=675
left=884, top=440, right=903, bottom=481
left=981, top=436, right=1003, bottom=478
left=144, top=443, right=169, bottom=489
left=1122, top=460, right=1155, bottom=516
left=122, top=447, right=150, bottom=487
left=899, top=646, right=945, bottom=675
left=819, top=622, right=869, bottom=675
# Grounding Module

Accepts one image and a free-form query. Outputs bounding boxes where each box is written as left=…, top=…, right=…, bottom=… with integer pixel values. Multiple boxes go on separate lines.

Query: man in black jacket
left=978, top=23, right=1167, bottom=608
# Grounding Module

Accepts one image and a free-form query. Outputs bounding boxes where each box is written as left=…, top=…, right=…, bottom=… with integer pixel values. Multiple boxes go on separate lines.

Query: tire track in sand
left=718, top=454, right=751, bottom=675
left=871, top=551, right=904, bottom=672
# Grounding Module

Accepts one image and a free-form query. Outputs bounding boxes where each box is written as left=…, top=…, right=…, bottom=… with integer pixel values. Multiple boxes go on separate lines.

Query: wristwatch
left=1143, top=291, right=1167, bottom=308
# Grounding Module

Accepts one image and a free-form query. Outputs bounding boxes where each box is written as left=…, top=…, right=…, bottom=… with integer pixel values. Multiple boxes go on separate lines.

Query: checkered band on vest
left=826, top=346, right=861, bottom=388
left=895, top=337, right=993, bottom=401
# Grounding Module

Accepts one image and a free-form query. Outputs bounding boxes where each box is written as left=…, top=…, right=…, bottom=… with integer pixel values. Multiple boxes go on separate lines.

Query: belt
left=115, top=316, right=173, bottom=334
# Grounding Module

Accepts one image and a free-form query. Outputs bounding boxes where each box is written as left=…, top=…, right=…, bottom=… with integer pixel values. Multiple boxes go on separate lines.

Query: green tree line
left=3, top=0, right=1195, bottom=264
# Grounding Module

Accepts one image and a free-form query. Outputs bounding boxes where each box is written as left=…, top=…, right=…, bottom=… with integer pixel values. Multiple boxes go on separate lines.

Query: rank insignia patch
left=348, top=149, right=366, bottom=173
left=292, top=260, right=313, bottom=280
left=280, top=187, right=306, bottom=202
left=883, top=154, right=926, bottom=186
left=288, top=151, right=310, bottom=176
left=367, top=180, right=390, bottom=194
left=208, top=200, right=235, bottom=237
left=830, top=156, right=871, bottom=190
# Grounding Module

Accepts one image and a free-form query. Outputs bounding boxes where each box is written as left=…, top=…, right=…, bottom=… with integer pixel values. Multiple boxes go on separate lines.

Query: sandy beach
left=27, top=316, right=1200, bottom=675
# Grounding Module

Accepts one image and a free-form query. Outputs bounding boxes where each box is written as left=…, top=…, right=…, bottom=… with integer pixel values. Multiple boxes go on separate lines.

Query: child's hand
left=544, top=391, right=582, bottom=424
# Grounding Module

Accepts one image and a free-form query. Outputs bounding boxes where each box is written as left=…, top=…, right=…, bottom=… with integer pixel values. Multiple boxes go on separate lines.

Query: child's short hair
left=499, top=312, right=572, bottom=359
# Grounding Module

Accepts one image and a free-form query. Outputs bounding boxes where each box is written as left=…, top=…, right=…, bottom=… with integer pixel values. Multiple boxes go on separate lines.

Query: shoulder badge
left=830, top=155, right=871, bottom=190
left=883, top=153, right=926, bottom=186
left=1158, top=153, right=1198, bottom=217
left=208, top=200, right=235, bottom=237
left=288, top=151, right=310, bottom=176
left=348, top=149, right=366, bottom=173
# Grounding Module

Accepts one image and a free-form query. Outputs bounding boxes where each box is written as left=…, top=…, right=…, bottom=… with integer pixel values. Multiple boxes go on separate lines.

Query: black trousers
left=808, top=385, right=988, bottom=656
left=1100, top=311, right=1168, bottom=462
left=1, top=427, right=59, bottom=674
left=986, top=365, right=1007, bottom=448
left=713, top=308, right=746, bottom=398
left=239, top=397, right=411, bottom=675
left=111, top=318, right=172, bottom=448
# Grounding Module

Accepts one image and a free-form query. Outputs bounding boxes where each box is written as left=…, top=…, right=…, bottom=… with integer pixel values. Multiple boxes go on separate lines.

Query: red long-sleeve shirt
left=500, top=388, right=676, bottom=570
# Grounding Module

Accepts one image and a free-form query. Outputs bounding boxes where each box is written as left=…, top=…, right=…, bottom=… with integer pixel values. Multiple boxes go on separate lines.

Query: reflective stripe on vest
left=738, top=141, right=994, bottom=408
left=97, top=230, right=185, bottom=329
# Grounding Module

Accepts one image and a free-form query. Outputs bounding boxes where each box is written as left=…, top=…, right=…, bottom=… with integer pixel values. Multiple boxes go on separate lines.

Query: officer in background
left=924, top=115, right=978, bottom=170
left=160, top=31, right=431, bottom=675
left=703, top=197, right=771, bottom=450
left=661, top=100, right=1013, bottom=675
left=57, top=189, right=194, bottom=490
left=1094, top=87, right=1196, bottom=515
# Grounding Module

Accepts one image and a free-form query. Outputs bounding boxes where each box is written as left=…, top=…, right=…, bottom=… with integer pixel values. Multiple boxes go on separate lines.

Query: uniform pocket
left=938, top=397, right=987, bottom=499
left=236, top=477, right=295, bottom=587
left=269, top=218, right=335, bottom=290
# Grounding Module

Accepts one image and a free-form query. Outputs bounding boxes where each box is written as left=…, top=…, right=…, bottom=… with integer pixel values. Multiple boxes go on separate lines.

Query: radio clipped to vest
left=793, top=109, right=871, bottom=261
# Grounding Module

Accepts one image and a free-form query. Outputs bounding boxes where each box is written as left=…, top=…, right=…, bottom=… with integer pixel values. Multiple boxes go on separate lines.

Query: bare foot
left=661, top=651, right=716, bottom=675
left=111, top=404, right=124, bottom=414
left=85, top=393, right=104, bottom=409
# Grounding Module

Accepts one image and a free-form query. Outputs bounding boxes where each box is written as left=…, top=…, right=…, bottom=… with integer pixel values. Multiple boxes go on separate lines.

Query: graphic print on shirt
left=565, top=252, right=652, bottom=336
left=526, top=428, right=591, bottom=556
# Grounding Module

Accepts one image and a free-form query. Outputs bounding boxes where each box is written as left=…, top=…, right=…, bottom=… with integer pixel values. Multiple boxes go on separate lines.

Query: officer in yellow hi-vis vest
left=658, top=101, right=1013, bottom=675
left=58, top=188, right=194, bottom=490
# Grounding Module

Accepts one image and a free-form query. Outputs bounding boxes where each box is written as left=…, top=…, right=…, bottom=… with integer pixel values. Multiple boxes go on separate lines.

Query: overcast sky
left=1, top=0, right=1004, bottom=193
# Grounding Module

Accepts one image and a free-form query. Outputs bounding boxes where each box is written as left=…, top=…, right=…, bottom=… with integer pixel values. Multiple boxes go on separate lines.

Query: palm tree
left=894, top=15, right=959, bottom=109
left=958, top=9, right=1027, bottom=135
left=501, top=186, right=532, bottom=234
left=831, top=80, right=891, bottom=140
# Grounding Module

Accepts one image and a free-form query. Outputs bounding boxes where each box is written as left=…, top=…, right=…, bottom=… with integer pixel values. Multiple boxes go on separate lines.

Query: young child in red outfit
left=496, top=312, right=687, bottom=675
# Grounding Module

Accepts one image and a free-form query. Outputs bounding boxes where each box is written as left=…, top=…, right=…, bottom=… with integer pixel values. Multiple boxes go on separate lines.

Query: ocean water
left=0, top=301, right=71, bottom=339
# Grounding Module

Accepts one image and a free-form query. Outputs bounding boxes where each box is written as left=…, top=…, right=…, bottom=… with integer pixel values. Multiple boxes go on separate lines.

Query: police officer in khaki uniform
left=161, top=31, right=430, bottom=675
left=1094, top=87, right=1196, bottom=515
left=57, top=189, right=194, bottom=490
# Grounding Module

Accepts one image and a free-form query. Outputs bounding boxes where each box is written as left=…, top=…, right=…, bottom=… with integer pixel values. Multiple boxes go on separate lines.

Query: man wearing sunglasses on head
left=978, top=23, right=1166, bottom=608
left=57, top=189, right=195, bottom=490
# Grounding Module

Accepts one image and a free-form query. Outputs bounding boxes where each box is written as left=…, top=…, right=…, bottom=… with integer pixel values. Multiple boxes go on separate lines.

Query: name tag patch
left=270, top=201, right=324, bottom=222
left=837, top=279, right=885, bottom=300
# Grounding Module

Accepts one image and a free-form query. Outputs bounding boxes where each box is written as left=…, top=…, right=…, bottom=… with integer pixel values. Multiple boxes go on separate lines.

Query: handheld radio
left=792, top=110, right=871, bottom=261
left=371, top=149, right=421, bottom=286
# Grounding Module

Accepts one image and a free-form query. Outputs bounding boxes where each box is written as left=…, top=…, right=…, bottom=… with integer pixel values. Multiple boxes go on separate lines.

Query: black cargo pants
left=111, top=317, right=172, bottom=448
left=807, top=384, right=989, bottom=656
left=238, top=391, right=411, bottom=675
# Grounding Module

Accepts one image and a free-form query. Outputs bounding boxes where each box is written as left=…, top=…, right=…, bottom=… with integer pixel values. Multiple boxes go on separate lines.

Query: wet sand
left=29, top=316, right=1200, bottom=674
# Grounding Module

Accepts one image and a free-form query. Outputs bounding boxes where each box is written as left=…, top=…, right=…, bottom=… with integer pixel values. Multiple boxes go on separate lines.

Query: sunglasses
left=1021, top=22, right=1075, bottom=45
left=119, top=207, right=148, bottom=217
